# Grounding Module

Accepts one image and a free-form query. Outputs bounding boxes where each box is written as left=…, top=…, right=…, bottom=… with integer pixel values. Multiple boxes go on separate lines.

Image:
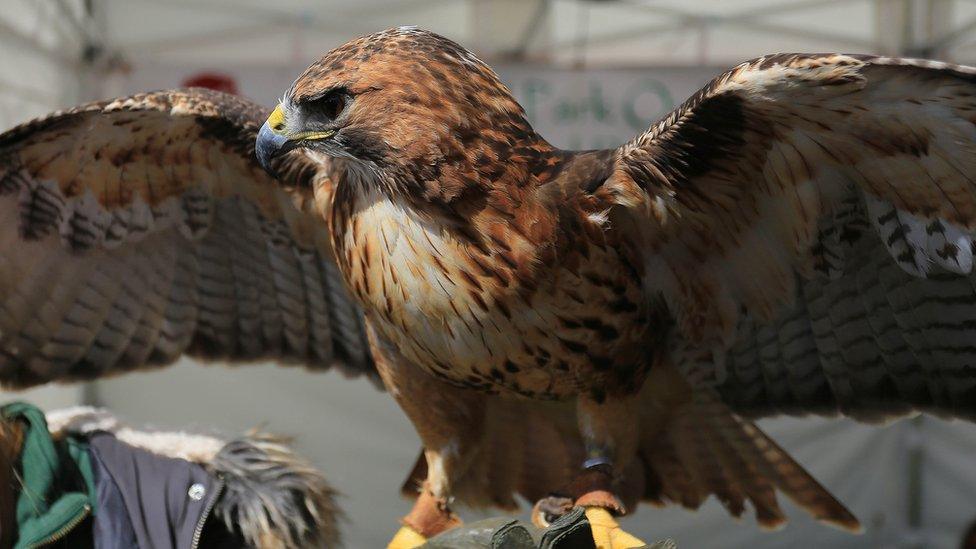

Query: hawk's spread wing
left=0, top=88, right=373, bottom=388
left=615, top=55, right=976, bottom=421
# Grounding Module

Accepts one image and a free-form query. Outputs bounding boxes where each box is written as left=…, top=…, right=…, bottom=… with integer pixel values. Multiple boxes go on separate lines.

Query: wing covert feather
left=614, top=55, right=976, bottom=420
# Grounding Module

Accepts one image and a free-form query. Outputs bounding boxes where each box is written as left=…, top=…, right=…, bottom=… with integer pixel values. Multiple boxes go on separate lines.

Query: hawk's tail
left=405, top=383, right=860, bottom=533
left=639, top=388, right=861, bottom=532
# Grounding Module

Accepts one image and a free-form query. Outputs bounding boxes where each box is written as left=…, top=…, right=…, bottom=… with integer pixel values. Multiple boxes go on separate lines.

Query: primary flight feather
left=3, top=27, right=976, bottom=546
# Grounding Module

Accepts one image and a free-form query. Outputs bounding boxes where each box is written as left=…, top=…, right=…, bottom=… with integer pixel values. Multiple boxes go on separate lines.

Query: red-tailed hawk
left=3, top=26, right=976, bottom=547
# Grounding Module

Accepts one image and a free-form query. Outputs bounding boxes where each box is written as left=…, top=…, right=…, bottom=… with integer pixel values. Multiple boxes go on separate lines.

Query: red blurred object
left=181, top=72, right=239, bottom=95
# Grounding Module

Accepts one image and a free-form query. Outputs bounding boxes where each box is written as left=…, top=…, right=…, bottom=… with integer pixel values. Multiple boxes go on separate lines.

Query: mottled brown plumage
left=291, top=30, right=657, bottom=405
left=9, top=26, right=976, bottom=544
left=265, top=34, right=976, bottom=541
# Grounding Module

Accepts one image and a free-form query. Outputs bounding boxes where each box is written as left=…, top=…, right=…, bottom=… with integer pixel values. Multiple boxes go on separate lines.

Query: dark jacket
left=1, top=403, right=340, bottom=549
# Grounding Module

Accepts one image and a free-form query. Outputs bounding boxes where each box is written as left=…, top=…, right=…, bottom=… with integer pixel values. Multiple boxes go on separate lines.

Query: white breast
left=334, top=180, right=570, bottom=396
left=342, top=187, right=506, bottom=367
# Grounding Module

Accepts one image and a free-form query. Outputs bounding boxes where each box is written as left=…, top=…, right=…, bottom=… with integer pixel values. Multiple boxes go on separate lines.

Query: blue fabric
left=86, top=432, right=220, bottom=549
left=90, top=442, right=139, bottom=549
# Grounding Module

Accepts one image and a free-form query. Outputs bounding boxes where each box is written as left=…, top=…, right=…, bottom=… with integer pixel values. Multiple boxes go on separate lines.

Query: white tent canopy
left=81, top=0, right=976, bottom=66
left=9, top=0, right=976, bottom=114
left=3, top=1, right=976, bottom=548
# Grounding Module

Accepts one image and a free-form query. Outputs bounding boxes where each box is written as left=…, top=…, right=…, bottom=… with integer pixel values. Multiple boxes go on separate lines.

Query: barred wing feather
left=0, top=88, right=373, bottom=388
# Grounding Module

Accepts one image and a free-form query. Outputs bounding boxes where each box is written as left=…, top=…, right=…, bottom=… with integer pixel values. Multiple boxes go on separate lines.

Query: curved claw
left=585, top=507, right=647, bottom=549
left=387, top=525, right=428, bottom=549
left=532, top=495, right=575, bottom=528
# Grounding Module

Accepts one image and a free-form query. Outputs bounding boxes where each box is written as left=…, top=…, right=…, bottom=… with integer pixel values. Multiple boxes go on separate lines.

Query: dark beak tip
left=256, top=121, right=288, bottom=175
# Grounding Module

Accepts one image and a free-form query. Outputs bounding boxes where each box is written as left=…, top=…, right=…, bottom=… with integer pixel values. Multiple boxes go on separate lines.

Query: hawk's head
left=257, top=27, right=548, bottom=204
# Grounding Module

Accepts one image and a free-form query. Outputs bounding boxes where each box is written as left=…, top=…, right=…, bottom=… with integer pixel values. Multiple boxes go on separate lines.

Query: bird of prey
left=3, top=26, right=976, bottom=548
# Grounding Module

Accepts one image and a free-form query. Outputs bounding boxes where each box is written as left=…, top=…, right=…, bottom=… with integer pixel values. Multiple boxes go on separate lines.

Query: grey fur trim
left=45, top=406, right=225, bottom=462
left=210, top=433, right=343, bottom=548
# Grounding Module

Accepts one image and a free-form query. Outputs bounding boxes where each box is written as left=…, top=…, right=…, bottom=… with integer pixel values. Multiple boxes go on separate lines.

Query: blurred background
left=3, top=0, right=976, bottom=547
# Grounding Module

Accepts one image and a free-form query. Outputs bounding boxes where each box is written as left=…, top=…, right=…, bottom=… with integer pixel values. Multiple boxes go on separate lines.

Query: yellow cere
left=267, top=104, right=286, bottom=133
left=266, top=105, right=334, bottom=141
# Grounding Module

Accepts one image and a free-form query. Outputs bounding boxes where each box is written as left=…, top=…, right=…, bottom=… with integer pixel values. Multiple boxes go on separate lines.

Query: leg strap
left=401, top=489, right=462, bottom=538
left=567, top=464, right=627, bottom=515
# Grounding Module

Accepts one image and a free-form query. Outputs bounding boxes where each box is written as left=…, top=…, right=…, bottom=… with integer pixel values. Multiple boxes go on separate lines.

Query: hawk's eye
left=314, top=92, right=347, bottom=121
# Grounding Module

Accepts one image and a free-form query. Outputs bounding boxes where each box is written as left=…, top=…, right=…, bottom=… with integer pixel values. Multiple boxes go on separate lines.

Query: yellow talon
left=585, top=507, right=647, bottom=549
left=387, top=524, right=428, bottom=549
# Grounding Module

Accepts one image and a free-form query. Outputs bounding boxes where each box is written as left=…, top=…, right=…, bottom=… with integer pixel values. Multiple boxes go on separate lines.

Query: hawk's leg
left=367, top=325, right=485, bottom=548
left=574, top=393, right=639, bottom=509
left=568, top=393, right=647, bottom=548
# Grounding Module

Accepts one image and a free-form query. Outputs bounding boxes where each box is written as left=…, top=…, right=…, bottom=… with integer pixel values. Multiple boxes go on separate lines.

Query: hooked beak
left=256, top=104, right=291, bottom=174
left=256, top=103, right=336, bottom=175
